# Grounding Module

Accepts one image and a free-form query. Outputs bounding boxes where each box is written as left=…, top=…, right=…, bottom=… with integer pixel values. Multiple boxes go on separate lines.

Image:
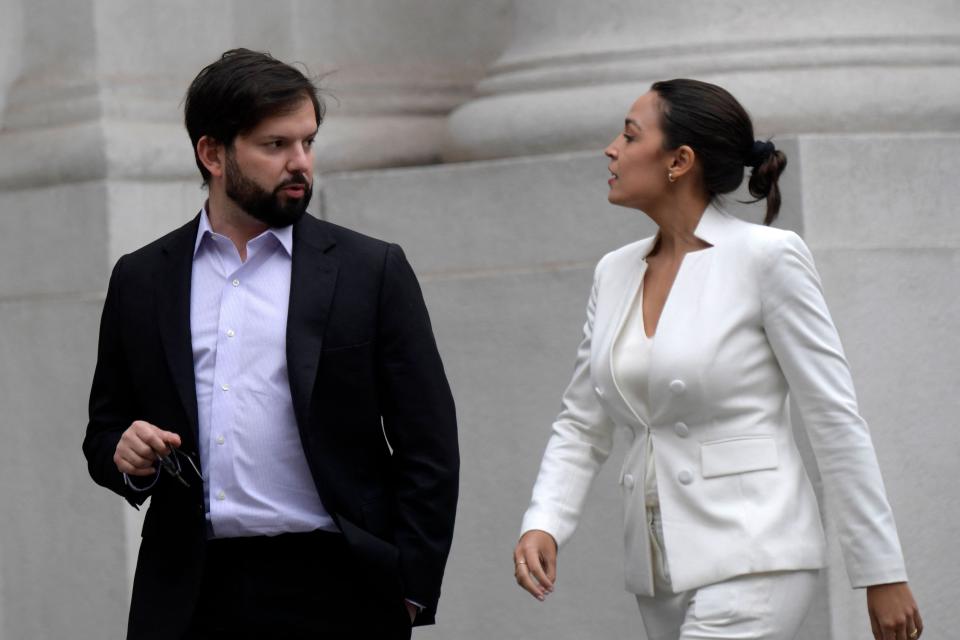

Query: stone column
left=0, top=2, right=236, bottom=637
left=0, top=0, right=22, bottom=117
left=446, top=0, right=960, bottom=160
left=0, top=2, right=125, bottom=637
left=0, top=4, right=20, bottom=636
left=234, top=0, right=511, bottom=171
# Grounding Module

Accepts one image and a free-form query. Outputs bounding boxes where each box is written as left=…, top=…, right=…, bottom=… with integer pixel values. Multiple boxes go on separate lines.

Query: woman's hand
left=513, top=530, right=558, bottom=601
left=867, top=582, right=922, bottom=640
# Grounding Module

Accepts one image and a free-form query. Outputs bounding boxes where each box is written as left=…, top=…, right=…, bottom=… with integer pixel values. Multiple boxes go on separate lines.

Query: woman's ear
left=669, top=144, right=696, bottom=179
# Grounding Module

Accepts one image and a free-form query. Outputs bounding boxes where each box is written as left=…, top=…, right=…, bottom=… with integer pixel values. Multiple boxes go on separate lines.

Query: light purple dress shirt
left=191, top=209, right=336, bottom=538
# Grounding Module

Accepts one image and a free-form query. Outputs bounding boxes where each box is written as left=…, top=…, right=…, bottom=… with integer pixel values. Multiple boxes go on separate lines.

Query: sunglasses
left=157, top=448, right=202, bottom=488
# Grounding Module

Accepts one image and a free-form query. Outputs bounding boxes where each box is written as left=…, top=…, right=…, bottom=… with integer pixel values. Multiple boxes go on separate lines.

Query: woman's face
left=604, top=91, right=673, bottom=210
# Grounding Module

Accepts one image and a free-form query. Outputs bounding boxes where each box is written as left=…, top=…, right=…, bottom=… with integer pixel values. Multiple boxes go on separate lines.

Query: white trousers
left=635, top=509, right=820, bottom=640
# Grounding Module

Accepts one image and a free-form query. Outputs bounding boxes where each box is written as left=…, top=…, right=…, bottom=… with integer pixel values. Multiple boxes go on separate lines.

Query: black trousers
left=185, top=530, right=412, bottom=639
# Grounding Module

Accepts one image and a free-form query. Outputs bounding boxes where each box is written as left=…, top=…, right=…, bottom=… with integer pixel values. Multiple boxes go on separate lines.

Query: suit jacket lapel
left=286, top=214, right=339, bottom=429
left=158, top=216, right=201, bottom=447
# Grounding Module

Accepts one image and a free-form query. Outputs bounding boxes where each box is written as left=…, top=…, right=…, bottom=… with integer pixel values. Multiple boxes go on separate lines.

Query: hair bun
left=746, top=140, right=775, bottom=168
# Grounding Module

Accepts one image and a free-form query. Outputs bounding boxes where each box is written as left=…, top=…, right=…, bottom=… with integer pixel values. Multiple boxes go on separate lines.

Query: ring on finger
left=909, top=630, right=919, bottom=639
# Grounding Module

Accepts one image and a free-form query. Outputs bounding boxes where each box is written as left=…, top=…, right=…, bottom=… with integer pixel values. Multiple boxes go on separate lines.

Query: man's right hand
left=114, top=420, right=182, bottom=476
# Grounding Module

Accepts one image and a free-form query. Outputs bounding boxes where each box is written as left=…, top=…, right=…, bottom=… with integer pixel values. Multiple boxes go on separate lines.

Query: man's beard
left=224, top=152, right=312, bottom=228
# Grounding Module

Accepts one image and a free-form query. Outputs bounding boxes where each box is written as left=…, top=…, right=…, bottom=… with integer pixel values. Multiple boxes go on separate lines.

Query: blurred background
left=0, top=1, right=957, bottom=638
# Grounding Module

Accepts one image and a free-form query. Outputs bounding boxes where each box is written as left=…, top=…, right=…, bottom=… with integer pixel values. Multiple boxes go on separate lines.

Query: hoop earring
left=667, top=171, right=676, bottom=183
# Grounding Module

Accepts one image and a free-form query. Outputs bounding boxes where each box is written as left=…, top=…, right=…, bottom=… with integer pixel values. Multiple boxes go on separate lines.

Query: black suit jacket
left=83, top=213, right=459, bottom=638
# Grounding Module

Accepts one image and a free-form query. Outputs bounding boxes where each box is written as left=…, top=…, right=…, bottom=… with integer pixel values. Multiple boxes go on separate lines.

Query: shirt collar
left=194, top=205, right=295, bottom=258
left=193, top=207, right=214, bottom=257
left=265, top=219, right=294, bottom=257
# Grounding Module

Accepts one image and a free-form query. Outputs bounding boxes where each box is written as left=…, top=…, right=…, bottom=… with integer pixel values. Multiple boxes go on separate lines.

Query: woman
left=513, top=79, right=922, bottom=640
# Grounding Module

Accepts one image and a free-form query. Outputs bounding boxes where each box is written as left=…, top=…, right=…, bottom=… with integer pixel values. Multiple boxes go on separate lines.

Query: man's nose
left=286, top=143, right=313, bottom=175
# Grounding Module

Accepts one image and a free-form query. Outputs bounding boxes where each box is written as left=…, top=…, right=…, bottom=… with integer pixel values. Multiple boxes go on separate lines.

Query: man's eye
left=305, top=138, right=316, bottom=148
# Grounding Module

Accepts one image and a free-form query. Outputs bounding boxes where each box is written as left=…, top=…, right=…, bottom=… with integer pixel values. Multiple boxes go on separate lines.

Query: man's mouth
left=278, top=179, right=309, bottom=197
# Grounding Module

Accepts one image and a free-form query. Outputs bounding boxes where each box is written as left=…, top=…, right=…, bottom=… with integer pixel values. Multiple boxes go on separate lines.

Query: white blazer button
left=594, top=386, right=604, bottom=398
left=623, top=474, right=635, bottom=489
left=678, top=470, right=693, bottom=485
left=669, top=379, right=686, bottom=394
left=674, top=422, right=689, bottom=437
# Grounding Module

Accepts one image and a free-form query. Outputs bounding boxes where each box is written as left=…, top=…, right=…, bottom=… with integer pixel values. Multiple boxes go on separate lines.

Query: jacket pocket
left=337, top=513, right=401, bottom=585
left=700, top=436, right=778, bottom=478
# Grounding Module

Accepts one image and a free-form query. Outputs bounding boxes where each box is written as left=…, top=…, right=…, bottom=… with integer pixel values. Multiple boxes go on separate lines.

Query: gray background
left=0, top=1, right=957, bottom=638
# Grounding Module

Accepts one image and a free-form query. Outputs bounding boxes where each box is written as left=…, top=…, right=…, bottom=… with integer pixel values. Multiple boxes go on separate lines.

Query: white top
left=612, top=280, right=659, bottom=508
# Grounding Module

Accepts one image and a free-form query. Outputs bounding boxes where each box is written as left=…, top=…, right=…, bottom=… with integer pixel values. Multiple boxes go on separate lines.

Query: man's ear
left=668, top=144, right=697, bottom=179
left=196, top=136, right=226, bottom=179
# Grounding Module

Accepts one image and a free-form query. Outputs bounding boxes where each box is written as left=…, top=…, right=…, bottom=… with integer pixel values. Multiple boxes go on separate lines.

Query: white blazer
left=521, top=205, right=908, bottom=595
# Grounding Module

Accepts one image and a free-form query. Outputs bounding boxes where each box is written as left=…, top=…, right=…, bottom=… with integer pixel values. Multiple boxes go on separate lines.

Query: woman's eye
left=623, top=133, right=635, bottom=143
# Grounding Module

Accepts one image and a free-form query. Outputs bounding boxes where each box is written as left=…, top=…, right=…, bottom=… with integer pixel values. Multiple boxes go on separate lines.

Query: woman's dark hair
left=650, top=79, right=787, bottom=225
left=184, top=48, right=325, bottom=184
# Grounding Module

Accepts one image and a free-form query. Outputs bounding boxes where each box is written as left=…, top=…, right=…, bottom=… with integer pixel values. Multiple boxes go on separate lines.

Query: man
left=83, top=49, right=459, bottom=639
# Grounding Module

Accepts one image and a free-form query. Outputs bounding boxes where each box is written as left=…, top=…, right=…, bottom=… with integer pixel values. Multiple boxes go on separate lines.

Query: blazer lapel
left=594, top=236, right=656, bottom=360
left=587, top=237, right=656, bottom=428
left=605, top=254, right=648, bottom=426
left=158, top=216, right=201, bottom=447
left=286, top=214, right=339, bottom=429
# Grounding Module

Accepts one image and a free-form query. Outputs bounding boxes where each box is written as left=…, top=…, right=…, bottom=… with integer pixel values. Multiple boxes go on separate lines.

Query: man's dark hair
left=184, top=48, right=324, bottom=184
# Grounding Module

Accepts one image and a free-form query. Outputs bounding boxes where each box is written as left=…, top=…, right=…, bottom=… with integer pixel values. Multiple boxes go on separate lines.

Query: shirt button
left=216, top=435, right=225, bottom=445
left=678, top=469, right=694, bottom=485
left=623, top=474, right=635, bottom=489
left=226, top=329, right=235, bottom=338
left=674, top=422, right=689, bottom=437
left=216, top=490, right=226, bottom=501
left=232, top=279, right=240, bottom=287
left=669, top=379, right=686, bottom=394
left=221, top=383, right=230, bottom=391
